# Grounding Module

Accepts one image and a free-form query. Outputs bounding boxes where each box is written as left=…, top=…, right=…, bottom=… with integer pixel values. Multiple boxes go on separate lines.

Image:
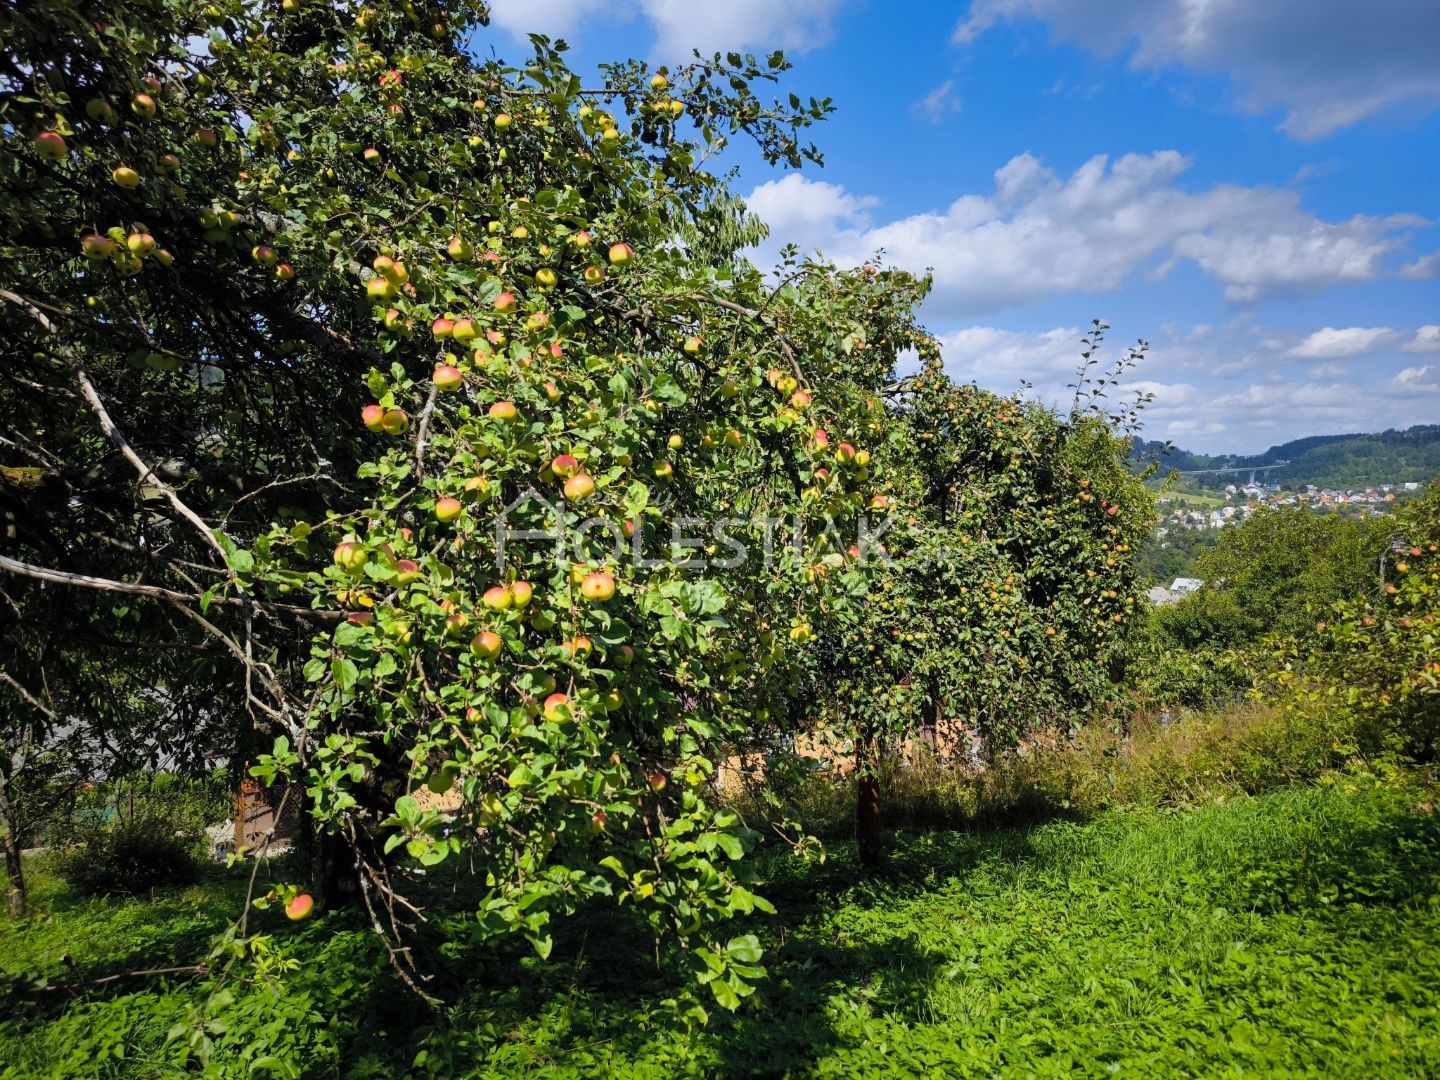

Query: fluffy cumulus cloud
left=486, top=0, right=841, bottom=58
left=484, top=0, right=613, bottom=40
left=1403, top=326, right=1440, bottom=354
left=1393, top=365, right=1440, bottom=393
left=934, top=321, right=1440, bottom=452
left=1288, top=326, right=1398, bottom=360
left=935, top=325, right=1097, bottom=391
left=746, top=152, right=1422, bottom=317
left=744, top=173, right=878, bottom=248
left=952, top=0, right=1440, bottom=139
left=934, top=325, right=1202, bottom=425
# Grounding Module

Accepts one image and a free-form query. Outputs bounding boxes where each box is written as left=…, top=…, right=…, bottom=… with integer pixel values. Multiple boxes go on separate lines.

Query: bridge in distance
left=1177, top=461, right=1289, bottom=485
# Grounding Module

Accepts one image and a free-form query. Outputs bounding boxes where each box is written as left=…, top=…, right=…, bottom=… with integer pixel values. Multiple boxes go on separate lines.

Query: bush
left=60, top=808, right=204, bottom=897
left=1261, top=486, right=1439, bottom=762
left=55, top=774, right=226, bottom=897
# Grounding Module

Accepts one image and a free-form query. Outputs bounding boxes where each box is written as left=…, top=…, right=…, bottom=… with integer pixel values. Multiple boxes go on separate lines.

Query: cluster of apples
left=331, top=523, right=639, bottom=727
left=351, top=239, right=648, bottom=543
left=360, top=403, right=410, bottom=435
left=799, top=417, right=885, bottom=515
left=576, top=103, right=625, bottom=151
left=250, top=242, right=295, bottom=281
left=460, top=571, right=633, bottom=727
left=79, top=225, right=173, bottom=277
left=638, top=71, right=687, bottom=121
left=765, top=366, right=814, bottom=425
left=32, top=81, right=162, bottom=174
left=363, top=253, right=414, bottom=303
left=539, top=452, right=595, bottom=504
left=360, top=233, right=632, bottom=342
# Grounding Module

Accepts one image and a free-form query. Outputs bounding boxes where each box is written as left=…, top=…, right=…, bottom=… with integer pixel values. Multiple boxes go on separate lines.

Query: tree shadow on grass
left=1223, top=800, right=1440, bottom=914
left=403, top=830, right=1040, bottom=1075
left=706, top=930, right=945, bottom=1077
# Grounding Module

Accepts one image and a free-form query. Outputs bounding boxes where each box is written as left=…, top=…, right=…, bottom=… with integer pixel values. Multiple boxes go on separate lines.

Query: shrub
left=59, top=788, right=211, bottom=897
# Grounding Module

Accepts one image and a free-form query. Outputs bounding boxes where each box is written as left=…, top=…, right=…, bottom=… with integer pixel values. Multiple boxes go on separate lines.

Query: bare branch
left=0, top=288, right=228, bottom=562
left=0, top=671, right=60, bottom=723
left=0, top=553, right=340, bottom=622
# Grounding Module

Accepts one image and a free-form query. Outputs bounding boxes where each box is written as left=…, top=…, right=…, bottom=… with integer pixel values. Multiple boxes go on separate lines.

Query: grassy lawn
left=1154, top=489, right=1228, bottom=510
left=4, top=776, right=1439, bottom=1077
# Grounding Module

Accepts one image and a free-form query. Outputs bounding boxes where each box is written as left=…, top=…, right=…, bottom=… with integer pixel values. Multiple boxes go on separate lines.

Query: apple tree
left=794, top=325, right=1156, bottom=863
left=0, top=0, right=934, bottom=1008
left=1264, top=482, right=1440, bottom=761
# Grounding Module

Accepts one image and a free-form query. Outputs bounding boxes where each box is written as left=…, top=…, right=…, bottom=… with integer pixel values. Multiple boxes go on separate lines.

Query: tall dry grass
left=742, top=700, right=1363, bottom=837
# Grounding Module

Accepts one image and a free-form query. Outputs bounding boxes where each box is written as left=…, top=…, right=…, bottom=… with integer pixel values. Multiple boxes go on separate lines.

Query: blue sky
left=481, top=1, right=1440, bottom=453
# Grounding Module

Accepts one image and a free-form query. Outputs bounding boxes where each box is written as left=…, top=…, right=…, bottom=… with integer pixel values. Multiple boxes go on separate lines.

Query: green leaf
left=726, top=934, right=763, bottom=964
left=708, top=976, right=740, bottom=1011
left=331, top=657, right=360, bottom=690
left=713, top=833, right=744, bottom=860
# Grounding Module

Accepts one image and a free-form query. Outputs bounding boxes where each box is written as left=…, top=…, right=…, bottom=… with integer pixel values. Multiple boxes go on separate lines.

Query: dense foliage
left=0, top=0, right=945, bottom=1007
left=771, top=328, right=1155, bottom=859
left=1136, top=482, right=1438, bottom=741
left=1159, top=508, right=1392, bottom=646
left=4, top=2, right=1432, bottom=1071
left=1264, top=486, right=1440, bottom=760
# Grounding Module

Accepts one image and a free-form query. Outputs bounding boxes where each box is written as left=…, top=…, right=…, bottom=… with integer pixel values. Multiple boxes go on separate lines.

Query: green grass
left=1154, top=489, right=1228, bottom=509
left=4, top=776, right=1439, bottom=1077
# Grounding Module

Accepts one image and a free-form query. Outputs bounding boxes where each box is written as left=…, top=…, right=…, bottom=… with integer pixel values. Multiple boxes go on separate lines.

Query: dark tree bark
left=856, top=732, right=882, bottom=867
left=312, top=822, right=364, bottom=911
left=0, top=780, right=28, bottom=917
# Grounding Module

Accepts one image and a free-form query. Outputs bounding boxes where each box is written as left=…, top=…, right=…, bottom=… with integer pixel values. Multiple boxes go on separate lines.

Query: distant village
left=1156, top=480, right=1424, bottom=533
left=1146, top=480, right=1425, bottom=606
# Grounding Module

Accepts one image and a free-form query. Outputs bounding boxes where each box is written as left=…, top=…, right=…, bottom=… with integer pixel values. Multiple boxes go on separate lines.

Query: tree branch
left=0, top=554, right=341, bottom=622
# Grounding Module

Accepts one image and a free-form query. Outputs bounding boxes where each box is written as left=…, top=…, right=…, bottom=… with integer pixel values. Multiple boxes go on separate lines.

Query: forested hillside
left=1134, top=425, right=1440, bottom=489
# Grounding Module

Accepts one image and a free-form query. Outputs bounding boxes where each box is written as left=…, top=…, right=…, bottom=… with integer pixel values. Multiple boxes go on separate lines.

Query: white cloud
left=486, top=0, right=842, bottom=58
left=642, top=0, right=841, bottom=58
left=1400, top=252, right=1440, bottom=279
left=935, top=326, right=1190, bottom=413
left=746, top=152, right=1423, bottom=317
left=1402, top=325, right=1440, bottom=354
left=931, top=321, right=1440, bottom=453
left=952, top=0, right=1440, bottom=139
left=745, top=173, right=877, bottom=251
left=936, top=325, right=1096, bottom=393
left=485, top=0, right=614, bottom=40
left=1171, top=213, right=1423, bottom=302
left=1288, top=326, right=1397, bottom=360
left=912, top=80, right=961, bottom=122
left=1393, top=365, right=1440, bottom=392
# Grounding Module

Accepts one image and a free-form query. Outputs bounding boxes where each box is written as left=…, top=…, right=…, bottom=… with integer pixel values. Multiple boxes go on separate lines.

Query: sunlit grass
left=4, top=774, right=1438, bottom=1077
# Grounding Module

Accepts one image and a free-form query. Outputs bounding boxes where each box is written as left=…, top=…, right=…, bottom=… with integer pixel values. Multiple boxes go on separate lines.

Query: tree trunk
left=0, top=782, right=27, bottom=918
left=856, top=733, right=882, bottom=867
left=312, top=822, right=364, bottom=912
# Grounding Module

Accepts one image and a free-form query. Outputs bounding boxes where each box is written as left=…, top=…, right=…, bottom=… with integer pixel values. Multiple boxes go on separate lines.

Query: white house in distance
left=1146, top=577, right=1205, bottom=606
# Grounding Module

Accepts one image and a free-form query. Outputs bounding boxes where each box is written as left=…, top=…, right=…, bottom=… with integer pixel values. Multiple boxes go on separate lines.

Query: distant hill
left=1132, top=425, right=1440, bottom=489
